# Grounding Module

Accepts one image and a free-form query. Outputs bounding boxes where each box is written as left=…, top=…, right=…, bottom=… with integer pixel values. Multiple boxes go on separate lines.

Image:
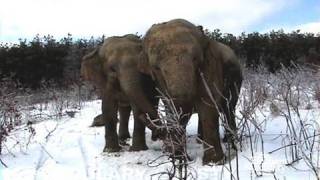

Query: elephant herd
left=80, top=19, right=243, bottom=165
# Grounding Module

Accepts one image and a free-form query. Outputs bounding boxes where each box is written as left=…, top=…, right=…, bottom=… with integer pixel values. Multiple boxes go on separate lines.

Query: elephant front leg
left=197, top=101, right=224, bottom=165
left=102, top=97, right=121, bottom=152
left=221, top=84, right=239, bottom=148
left=221, top=100, right=237, bottom=145
left=222, top=68, right=242, bottom=146
left=118, top=105, right=131, bottom=142
left=129, top=107, right=148, bottom=151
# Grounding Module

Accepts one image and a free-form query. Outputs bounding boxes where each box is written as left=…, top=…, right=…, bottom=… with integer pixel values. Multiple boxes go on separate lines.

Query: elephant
left=81, top=34, right=161, bottom=152
left=81, top=42, right=132, bottom=143
left=81, top=61, right=131, bottom=142
left=92, top=45, right=243, bottom=145
left=138, top=19, right=242, bottom=164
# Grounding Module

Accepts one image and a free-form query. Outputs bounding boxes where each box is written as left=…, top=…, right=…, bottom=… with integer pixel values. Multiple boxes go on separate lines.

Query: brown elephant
left=81, top=52, right=131, bottom=141
left=81, top=34, right=160, bottom=152
left=138, top=19, right=242, bottom=164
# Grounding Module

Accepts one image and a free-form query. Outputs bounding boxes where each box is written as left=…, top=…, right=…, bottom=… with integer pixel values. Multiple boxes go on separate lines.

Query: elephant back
left=143, top=19, right=208, bottom=55
left=101, top=35, right=142, bottom=57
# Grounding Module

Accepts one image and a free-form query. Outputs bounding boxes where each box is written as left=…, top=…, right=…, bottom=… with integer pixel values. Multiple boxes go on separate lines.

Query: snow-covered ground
left=1, top=99, right=319, bottom=180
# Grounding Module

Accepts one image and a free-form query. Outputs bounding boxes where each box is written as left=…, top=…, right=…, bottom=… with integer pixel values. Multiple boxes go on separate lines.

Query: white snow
left=1, top=99, right=319, bottom=180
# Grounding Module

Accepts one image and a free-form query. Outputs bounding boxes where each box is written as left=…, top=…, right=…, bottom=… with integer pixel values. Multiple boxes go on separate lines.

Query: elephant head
left=96, top=35, right=159, bottom=121
left=139, top=19, right=209, bottom=110
left=81, top=35, right=156, bottom=114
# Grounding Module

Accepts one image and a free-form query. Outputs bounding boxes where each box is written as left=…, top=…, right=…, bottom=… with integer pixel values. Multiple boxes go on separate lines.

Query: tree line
left=206, top=29, right=320, bottom=71
left=0, top=34, right=103, bottom=88
left=0, top=30, right=319, bottom=88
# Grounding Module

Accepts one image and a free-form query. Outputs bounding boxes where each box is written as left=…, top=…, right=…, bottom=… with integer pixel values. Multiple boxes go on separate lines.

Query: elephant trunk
left=161, top=57, right=197, bottom=105
left=119, top=67, right=162, bottom=133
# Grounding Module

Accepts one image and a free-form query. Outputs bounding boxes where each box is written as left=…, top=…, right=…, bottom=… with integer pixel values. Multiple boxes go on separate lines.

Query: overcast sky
left=0, top=0, right=319, bottom=42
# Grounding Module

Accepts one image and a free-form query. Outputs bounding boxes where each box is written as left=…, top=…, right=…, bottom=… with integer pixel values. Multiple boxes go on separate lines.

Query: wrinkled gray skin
left=139, top=19, right=242, bottom=164
left=81, top=34, right=160, bottom=152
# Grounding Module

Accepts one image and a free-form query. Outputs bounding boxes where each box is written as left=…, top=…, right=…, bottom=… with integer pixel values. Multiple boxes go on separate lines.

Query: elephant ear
left=83, top=47, right=99, bottom=60
left=202, top=40, right=224, bottom=99
left=138, top=51, right=152, bottom=75
left=196, top=27, right=211, bottom=67
left=198, top=35, right=210, bottom=69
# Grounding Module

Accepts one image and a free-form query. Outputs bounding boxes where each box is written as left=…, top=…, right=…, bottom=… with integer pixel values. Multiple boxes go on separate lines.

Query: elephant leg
left=118, top=105, right=131, bottom=142
left=222, top=63, right=242, bottom=145
left=164, top=105, right=191, bottom=156
left=221, top=101, right=236, bottom=143
left=102, top=96, right=121, bottom=152
left=176, top=114, right=189, bottom=155
left=149, top=97, right=160, bottom=141
left=222, top=82, right=240, bottom=146
left=129, top=107, right=148, bottom=151
left=197, top=100, right=224, bottom=165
